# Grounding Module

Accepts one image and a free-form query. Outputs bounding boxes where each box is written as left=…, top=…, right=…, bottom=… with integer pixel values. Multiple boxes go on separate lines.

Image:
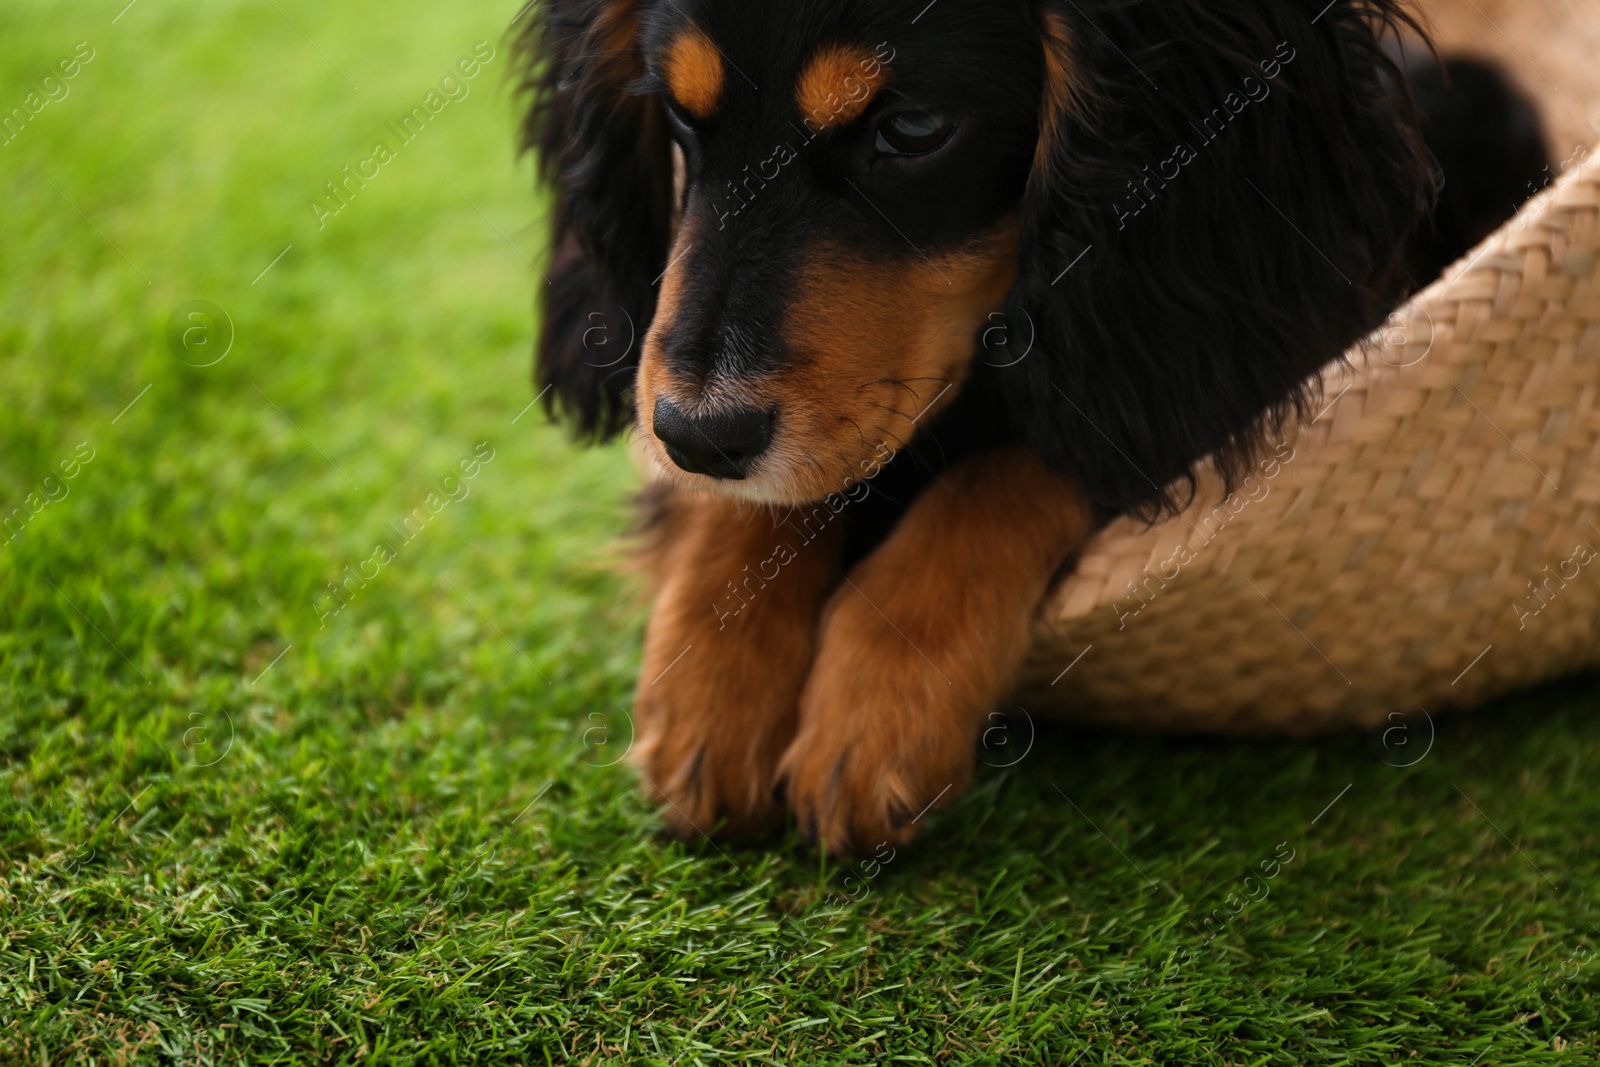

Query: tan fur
left=634, top=221, right=1021, bottom=506
left=795, top=44, right=890, bottom=132
left=762, top=225, right=1021, bottom=502
left=777, top=448, right=1094, bottom=855
left=633, top=485, right=845, bottom=836
left=663, top=28, right=725, bottom=119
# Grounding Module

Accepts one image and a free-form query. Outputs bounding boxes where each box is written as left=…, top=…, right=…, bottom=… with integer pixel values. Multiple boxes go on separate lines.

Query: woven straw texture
left=1023, top=0, right=1600, bottom=731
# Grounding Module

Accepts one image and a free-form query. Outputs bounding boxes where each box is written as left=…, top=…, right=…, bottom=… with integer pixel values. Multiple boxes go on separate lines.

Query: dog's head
left=521, top=0, right=1433, bottom=515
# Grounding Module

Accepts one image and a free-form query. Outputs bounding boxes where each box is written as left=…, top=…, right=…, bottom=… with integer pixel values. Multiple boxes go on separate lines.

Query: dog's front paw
left=630, top=643, right=793, bottom=844
left=777, top=448, right=1094, bottom=855
left=779, top=581, right=979, bottom=857
left=633, top=619, right=801, bottom=839
left=631, top=492, right=843, bottom=839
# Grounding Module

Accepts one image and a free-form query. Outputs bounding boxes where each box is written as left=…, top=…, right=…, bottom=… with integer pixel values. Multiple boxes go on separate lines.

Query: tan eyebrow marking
left=663, top=28, right=725, bottom=119
left=795, top=44, right=891, bottom=133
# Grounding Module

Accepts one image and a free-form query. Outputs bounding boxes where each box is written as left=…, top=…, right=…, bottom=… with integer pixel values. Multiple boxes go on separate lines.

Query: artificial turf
left=2, top=0, right=1598, bottom=1063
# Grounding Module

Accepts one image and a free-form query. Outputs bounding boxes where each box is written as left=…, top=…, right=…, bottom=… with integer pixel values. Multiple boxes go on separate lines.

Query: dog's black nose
left=652, top=397, right=773, bottom=480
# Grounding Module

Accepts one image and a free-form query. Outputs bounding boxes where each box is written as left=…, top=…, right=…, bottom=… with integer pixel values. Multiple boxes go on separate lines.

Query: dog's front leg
left=633, top=485, right=845, bottom=838
left=779, top=447, right=1094, bottom=856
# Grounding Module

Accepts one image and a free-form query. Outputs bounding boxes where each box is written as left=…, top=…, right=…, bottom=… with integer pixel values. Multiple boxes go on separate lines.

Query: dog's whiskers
left=839, top=415, right=871, bottom=452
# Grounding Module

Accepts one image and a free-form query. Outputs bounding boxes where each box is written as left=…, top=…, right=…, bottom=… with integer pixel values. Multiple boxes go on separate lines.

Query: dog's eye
left=663, top=98, right=699, bottom=139
left=875, top=110, right=955, bottom=156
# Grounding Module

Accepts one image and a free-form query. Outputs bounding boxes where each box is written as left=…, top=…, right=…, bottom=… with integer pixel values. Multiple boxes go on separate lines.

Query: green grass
left=1, top=1, right=1598, bottom=1063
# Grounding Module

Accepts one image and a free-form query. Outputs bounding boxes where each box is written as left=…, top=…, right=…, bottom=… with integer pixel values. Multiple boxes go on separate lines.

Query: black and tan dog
left=516, top=0, right=1548, bottom=856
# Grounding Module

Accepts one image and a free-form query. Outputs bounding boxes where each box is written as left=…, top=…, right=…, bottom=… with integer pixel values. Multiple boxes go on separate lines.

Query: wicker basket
left=1022, top=0, right=1600, bottom=731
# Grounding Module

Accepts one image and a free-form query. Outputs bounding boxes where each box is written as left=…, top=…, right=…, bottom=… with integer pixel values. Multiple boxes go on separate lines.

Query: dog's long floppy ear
left=516, top=0, right=675, bottom=440
left=1001, top=0, right=1436, bottom=520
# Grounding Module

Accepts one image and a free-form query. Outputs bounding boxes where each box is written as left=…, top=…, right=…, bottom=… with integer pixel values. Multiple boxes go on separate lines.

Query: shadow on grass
left=664, top=671, right=1600, bottom=915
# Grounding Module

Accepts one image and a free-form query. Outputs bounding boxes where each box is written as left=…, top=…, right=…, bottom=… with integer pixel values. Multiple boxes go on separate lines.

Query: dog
left=515, top=0, right=1549, bottom=856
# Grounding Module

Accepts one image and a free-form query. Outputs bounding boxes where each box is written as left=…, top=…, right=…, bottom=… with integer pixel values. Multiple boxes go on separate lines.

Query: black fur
left=1397, top=50, right=1553, bottom=285
left=517, top=0, right=1549, bottom=522
left=516, top=0, right=674, bottom=440
left=1001, top=0, right=1438, bottom=520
